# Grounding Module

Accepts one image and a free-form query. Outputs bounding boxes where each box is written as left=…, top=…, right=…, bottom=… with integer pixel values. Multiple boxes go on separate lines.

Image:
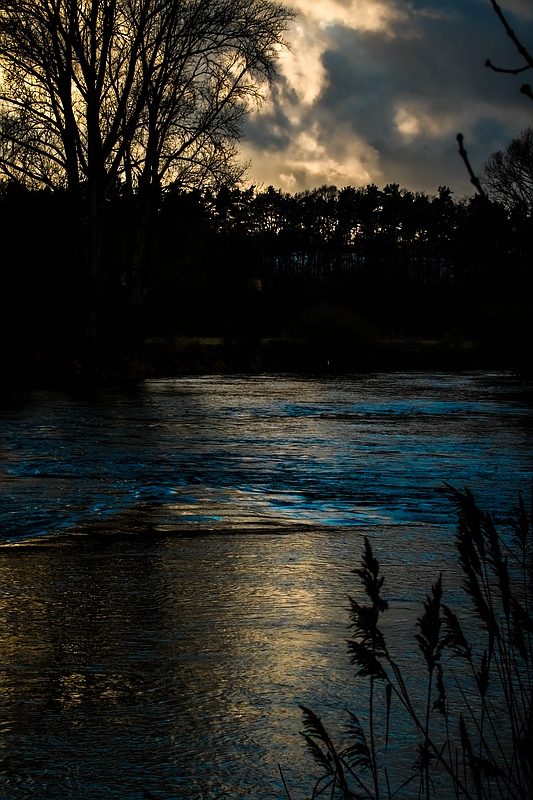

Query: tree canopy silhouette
left=482, top=126, right=533, bottom=210
left=0, top=0, right=293, bottom=343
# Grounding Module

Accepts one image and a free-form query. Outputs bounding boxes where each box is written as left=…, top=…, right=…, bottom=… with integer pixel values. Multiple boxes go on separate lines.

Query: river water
left=0, top=372, right=532, bottom=799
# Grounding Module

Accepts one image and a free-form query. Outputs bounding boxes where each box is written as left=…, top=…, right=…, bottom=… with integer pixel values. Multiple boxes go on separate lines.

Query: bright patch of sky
left=241, top=0, right=533, bottom=196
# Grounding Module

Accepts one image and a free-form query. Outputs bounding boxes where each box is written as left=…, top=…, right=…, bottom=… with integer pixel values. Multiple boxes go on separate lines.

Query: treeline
left=150, top=182, right=533, bottom=341
left=1, top=180, right=532, bottom=372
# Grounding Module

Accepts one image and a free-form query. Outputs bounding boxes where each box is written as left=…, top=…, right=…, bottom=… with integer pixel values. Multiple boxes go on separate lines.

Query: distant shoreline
left=1, top=335, right=527, bottom=391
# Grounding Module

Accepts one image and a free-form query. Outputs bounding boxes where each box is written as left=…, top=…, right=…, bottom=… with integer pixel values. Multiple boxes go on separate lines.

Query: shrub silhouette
left=290, top=304, right=377, bottom=369
left=286, top=487, right=532, bottom=800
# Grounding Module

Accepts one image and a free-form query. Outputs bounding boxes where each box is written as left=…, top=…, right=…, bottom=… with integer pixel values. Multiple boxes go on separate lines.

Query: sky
left=239, top=0, right=533, bottom=198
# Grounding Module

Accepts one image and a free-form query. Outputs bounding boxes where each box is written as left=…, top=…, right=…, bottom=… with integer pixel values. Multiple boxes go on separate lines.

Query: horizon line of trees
left=2, top=171, right=532, bottom=357
left=150, top=177, right=533, bottom=339
left=179, top=179, right=531, bottom=283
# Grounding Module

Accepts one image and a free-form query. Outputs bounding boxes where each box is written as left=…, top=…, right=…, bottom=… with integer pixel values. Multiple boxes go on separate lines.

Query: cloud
left=241, top=0, right=533, bottom=196
left=499, top=0, right=533, bottom=20
left=255, top=0, right=408, bottom=117
left=394, top=103, right=456, bottom=140
left=240, top=122, right=381, bottom=191
left=292, top=0, right=407, bottom=35
left=277, top=22, right=327, bottom=108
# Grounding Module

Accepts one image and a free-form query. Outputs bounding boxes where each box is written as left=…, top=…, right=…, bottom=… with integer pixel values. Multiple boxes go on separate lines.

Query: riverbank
left=1, top=334, right=526, bottom=391
left=143, top=335, right=495, bottom=375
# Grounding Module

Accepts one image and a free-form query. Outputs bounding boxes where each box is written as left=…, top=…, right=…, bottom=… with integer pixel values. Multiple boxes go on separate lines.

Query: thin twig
left=456, top=134, right=487, bottom=197
left=485, top=58, right=530, bottom=75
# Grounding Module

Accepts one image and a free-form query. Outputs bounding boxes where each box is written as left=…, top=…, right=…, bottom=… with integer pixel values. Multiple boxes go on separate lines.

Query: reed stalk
left=290, top=487, right=533, bottom=800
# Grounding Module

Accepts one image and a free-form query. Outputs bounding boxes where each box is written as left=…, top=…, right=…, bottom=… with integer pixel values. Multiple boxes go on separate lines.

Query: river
left=0, top=372, right=532, bottom=798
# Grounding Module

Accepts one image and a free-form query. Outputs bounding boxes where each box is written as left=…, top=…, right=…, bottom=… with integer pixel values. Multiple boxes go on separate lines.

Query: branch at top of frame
left=485, top=58, right=531, bottom=75
left=489, top=0, right=533, bottom=70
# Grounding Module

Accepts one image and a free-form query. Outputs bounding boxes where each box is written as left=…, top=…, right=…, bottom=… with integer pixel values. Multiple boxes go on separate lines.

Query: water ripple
left=1, top=372, right=532, bottom=543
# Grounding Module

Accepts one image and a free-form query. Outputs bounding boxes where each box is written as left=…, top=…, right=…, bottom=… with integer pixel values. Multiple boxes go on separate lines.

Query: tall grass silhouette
left=286, top=486, right=532, bottom=800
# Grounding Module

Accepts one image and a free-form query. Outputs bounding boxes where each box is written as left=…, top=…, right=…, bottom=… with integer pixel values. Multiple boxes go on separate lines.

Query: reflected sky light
left=2, top=373, right=532, bottom=544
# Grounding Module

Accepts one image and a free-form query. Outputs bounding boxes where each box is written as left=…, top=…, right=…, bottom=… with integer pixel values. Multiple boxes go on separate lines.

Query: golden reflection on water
left=0, top=527, right=376, bottom=798
left=0, top=513, right=496, bottom=799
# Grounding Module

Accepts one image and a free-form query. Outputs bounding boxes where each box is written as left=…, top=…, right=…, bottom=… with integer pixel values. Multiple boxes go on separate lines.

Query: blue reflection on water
left=1, top=372, right=532, bottom=543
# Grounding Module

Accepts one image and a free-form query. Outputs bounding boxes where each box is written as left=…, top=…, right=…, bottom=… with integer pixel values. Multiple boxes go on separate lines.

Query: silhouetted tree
left=482, top=126, right=533, bottom=210
left=0, top=0, right=292, bottom=344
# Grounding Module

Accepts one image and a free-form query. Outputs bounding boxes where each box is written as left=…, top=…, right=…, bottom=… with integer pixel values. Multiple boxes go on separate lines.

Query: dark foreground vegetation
left=288, top=487, right=533, bottom=800
left=1, top=181, right=532, bottom=386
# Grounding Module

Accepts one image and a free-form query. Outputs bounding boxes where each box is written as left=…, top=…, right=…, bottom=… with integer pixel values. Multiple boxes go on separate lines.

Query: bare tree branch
left=456, top=133, right=487, bottom=197
left=489, top=0, right=533, bottom=68
left=485, top=58, right=530, bottom=75
left=486, top=0, right=533, bottom=96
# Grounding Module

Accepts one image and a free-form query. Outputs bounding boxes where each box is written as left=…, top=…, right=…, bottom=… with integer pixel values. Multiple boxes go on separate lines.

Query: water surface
left=0, top=372, right=532, bottom=798
left=2, top=372, right=531, bottom=541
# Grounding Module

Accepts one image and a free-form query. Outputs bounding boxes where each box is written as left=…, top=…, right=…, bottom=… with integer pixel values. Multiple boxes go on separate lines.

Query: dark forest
left=1, top=179, right=532, bottom=383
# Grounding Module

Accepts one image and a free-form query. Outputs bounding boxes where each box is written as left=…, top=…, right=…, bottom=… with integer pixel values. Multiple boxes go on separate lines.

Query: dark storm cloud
left=240, top=0, right=533, bottom=196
